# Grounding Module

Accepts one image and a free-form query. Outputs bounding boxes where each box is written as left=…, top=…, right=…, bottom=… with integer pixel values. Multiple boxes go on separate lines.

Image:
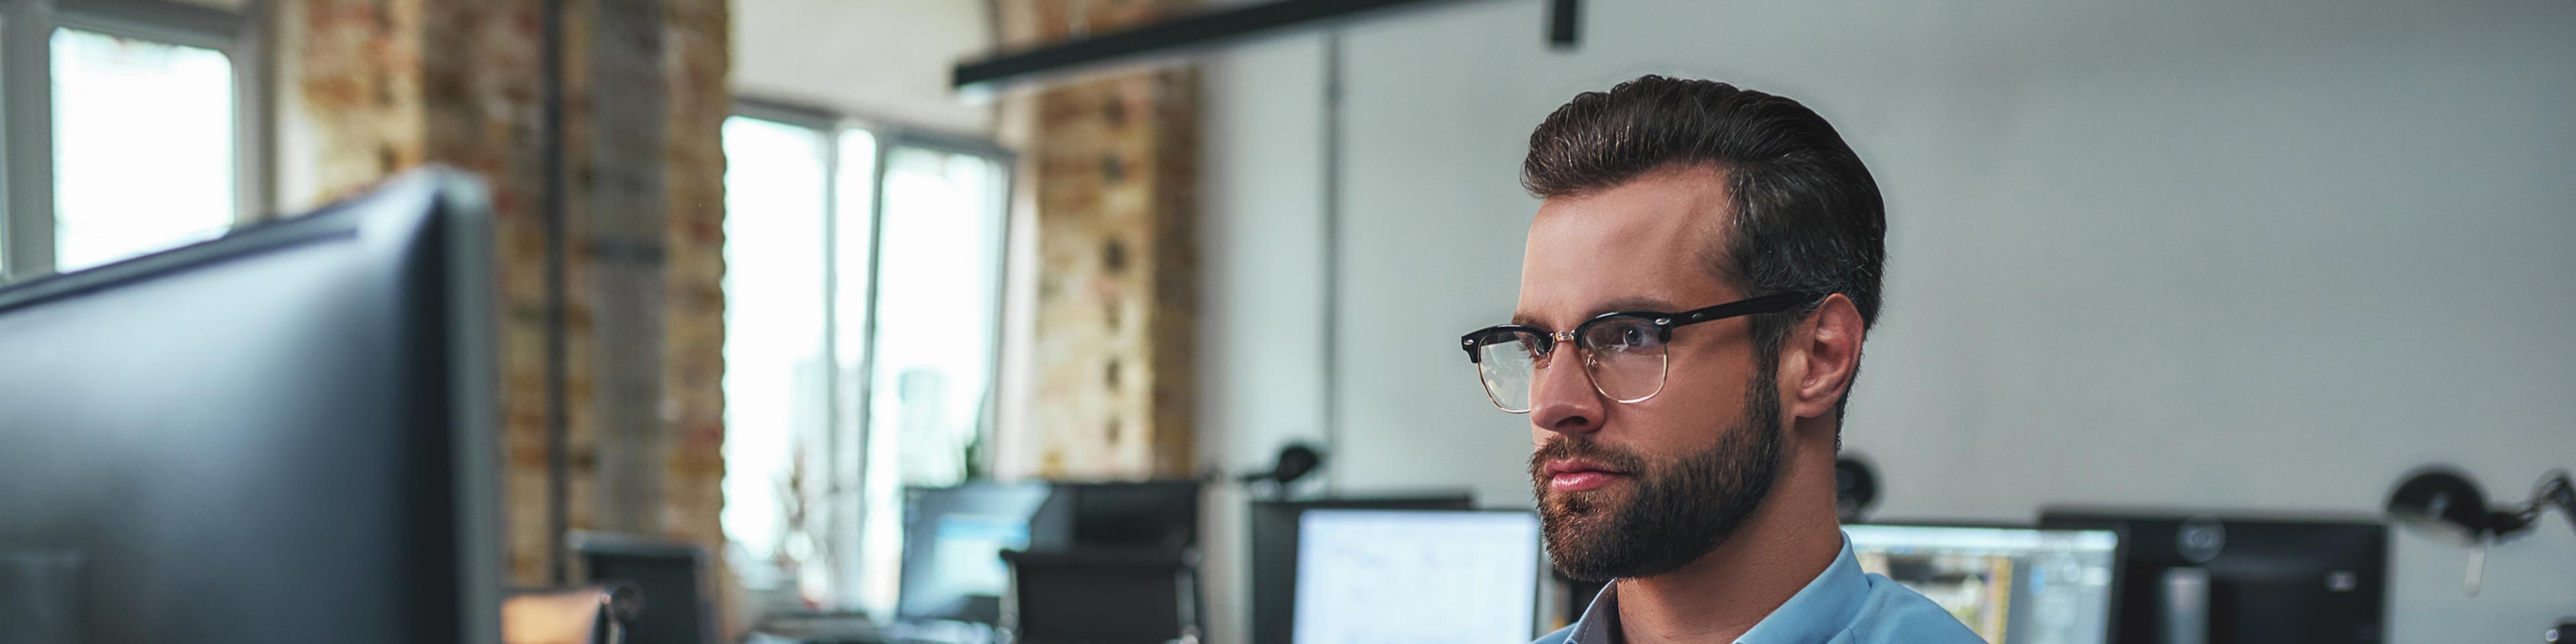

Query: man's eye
left=1591, top=323, right=1655, bottom=351
left=1619, top=327, right=1652, bottom=347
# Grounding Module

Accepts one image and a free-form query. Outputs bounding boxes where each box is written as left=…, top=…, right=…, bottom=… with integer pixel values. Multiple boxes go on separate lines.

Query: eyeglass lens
left=1472, top=318, right=1670, bottom=413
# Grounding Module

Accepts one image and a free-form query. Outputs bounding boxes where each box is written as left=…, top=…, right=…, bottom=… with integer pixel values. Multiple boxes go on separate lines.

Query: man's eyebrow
left=1509, top=297, right=1687, bottom=329
left=1595, top=297, right=1684, bottom=314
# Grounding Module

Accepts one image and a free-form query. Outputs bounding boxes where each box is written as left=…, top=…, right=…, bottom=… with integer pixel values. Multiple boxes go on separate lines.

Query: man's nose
left=1529, top=348, right=1605, bottom=436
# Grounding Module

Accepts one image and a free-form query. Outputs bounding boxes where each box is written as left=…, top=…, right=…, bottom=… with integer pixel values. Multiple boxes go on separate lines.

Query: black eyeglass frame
left=1458, top=291, right=1827, bottom=364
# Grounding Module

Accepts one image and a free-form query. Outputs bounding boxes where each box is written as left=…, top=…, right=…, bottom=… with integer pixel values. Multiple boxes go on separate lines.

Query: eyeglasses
left=1459, top=292, right=1823, bottom=413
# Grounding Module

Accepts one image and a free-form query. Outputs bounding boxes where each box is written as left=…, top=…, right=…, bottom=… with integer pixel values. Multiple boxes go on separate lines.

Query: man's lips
left=1544, top=458, right=1629, bottom=492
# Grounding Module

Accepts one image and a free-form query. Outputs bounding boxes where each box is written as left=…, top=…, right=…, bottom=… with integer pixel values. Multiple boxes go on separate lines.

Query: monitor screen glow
left=1845, top=524, right=2121, bottom=644
left=1291, top=510, right=1542, bottom=644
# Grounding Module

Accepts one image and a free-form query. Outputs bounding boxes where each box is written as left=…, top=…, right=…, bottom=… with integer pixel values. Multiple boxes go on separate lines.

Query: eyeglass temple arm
left=1671, top=291, right=1827, bottom=325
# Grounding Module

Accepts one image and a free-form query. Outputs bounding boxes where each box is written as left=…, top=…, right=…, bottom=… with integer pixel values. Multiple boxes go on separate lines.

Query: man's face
left=1517, top=168, right=1786, bottom=581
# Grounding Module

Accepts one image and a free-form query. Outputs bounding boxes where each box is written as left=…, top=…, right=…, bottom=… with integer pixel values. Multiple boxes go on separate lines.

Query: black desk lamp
left=2388, top=467, right=2574, bottom=547
left=2384, top=466, right=2575, bottom=641
left=1238, top=443, right=1324, bottom=499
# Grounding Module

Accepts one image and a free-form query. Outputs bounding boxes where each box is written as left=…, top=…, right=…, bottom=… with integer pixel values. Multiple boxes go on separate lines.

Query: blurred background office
left=0, top=0, right=2569, bottom=643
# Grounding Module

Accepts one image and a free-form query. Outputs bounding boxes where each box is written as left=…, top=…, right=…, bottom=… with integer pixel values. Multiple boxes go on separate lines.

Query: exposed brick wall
left=659, top=0, right=735, bottom=633
left=997, top=0, right=1203, bottom=480
left=282, top=0, right=572, bottom=584
left=276, top=0, right=730, bottom=629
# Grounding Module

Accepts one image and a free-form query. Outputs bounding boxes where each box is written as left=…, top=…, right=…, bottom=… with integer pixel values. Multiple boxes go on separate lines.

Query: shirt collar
left=1561, top=533, right=1869, bottom=644
left=1733, top=534, right=1868, bottom=644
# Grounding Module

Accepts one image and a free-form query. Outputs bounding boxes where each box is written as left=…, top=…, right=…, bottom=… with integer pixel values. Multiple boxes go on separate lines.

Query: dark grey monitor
left=2040, top=511, right=2386, bottom=644
left=1055, top=480, right=1203, bottom=552
left=0, top=168, right=502, bottom=644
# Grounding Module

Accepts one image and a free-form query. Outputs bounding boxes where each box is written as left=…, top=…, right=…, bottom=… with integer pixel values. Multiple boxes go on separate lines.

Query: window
left=854, top=140, right=1008, bottom=616
left=1, top=0, right=257, bottom=281
left=718, top=105, right=1012, bottom=622
left=718, top=115, right=835, bottom=604
left=51, top=28, right=233, bottom=271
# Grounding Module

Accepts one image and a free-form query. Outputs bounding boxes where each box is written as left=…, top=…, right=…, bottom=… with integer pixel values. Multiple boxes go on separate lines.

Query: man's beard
left=1530, top=364, right=1784, bottom=582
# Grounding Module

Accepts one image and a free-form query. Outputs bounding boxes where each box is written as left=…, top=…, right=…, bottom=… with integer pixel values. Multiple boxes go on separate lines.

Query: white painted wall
left=731, top=0, right=995, bottom=134
left=1199, top=0, right=2576, bottom=641
left=1199, top=31, right=1334, bottom=644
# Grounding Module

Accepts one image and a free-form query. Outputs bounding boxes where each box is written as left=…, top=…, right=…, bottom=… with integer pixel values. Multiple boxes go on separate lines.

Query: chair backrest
left=1000, top=549, right=1197, bottom=644
left=572, top=533, right=713, bottom=644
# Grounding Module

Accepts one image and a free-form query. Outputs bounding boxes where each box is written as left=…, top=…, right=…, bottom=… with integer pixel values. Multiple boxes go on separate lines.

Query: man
left=1458, top=76, right=1982, bottom=644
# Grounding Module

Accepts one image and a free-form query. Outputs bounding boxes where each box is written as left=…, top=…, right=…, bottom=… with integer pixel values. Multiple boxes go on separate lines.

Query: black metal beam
left=953, top=0, right=1481, bottom=92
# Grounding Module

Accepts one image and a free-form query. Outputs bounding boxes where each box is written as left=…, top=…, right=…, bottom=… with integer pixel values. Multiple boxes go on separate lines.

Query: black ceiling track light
left=952, top=0, right=1580, bottom=93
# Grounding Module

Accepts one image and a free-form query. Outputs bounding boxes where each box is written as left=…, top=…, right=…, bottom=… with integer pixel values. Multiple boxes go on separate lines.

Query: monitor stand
left=2161, top=567, right=2210, bottom=644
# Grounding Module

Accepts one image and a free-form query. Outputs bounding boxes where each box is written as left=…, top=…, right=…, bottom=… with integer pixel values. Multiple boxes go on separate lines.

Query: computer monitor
left=1054, top=480, right=1203, bottom=551
left=1845, top=523, right=2122, bottom=644
left=2038, top=511, right=2385, bottom=644
left=1291, top=509, right=1541, bottom=644
left=1249, top=495, right=1474, bottom=644
left=897, top=481, right=1056, bottom=624
left=0, top=168, right=502, bottom=644
left=574, top=533, right=714, bottom=644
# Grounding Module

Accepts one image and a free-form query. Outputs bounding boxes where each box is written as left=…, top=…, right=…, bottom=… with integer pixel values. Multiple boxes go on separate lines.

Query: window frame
left=0, top=0, right=265, bottom=281
left=724, top=97, right=1017, bottom=613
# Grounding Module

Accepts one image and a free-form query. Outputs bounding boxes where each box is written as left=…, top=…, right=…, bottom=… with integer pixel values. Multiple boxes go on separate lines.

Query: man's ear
left=1786, top=294, right=1865, bottom=421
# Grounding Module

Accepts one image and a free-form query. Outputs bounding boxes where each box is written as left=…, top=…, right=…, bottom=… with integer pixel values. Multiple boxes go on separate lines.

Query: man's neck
left=1611, top=443, right=1843, bottom=644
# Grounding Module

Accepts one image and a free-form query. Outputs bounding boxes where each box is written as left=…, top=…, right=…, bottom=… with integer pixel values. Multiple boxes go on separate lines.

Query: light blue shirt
left=1534, top=533, right=1985, bottom=644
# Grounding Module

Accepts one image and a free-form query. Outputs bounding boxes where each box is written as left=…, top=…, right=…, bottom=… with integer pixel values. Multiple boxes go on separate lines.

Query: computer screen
left=896, top=482, right=1055, bottom=624
left=0, top=168, right=502, bottom=644
left=1250, top=496, right=1475, bottom=644
left=897, top=479, right=1206, bottom=625
left=1845, top=524, right=2121, bottom=644
left=1291, top=509, right=1540, bottom=644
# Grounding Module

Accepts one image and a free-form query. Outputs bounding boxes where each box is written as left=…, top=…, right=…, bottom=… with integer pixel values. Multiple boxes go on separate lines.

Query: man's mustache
left=1529, top=437, right=1650, bottom=478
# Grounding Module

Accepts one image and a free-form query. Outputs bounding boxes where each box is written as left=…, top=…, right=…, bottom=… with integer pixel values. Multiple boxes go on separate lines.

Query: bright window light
left=853, top=144, right=1008, bottom=617
left=719, top=115, right=831, bottom=595
left=51, top=28, right=234, bottom=272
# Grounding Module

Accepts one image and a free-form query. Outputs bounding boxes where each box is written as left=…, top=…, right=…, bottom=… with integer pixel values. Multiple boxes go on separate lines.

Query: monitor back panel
left=0, top=172, right=498, bottom=644
left=2041, top=512, right=2386, bottom=644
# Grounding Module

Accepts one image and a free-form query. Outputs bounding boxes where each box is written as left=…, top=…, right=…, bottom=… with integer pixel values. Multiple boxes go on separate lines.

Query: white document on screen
left=1293, top=510, right=1544, bottom=644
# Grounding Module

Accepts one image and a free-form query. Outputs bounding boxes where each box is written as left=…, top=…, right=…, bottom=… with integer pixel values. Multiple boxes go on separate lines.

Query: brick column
left=275, top=0, right=731, bottom=629
left=996, top=0, right=1203, bottom=479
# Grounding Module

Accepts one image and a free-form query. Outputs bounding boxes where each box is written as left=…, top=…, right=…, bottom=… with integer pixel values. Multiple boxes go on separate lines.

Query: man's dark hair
left=1523, top=74, right=1885, bottom=425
